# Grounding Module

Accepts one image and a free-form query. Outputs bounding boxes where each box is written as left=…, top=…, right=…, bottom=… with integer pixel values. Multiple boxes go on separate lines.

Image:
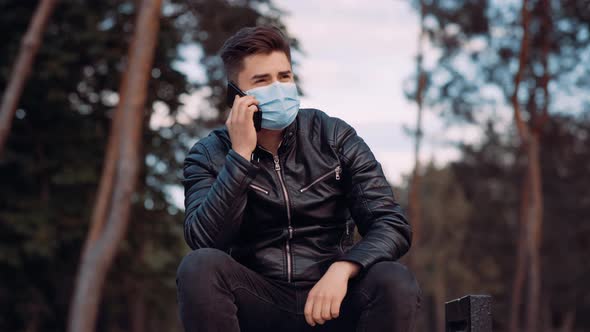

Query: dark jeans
left=176, top=248, right=421, bottom=332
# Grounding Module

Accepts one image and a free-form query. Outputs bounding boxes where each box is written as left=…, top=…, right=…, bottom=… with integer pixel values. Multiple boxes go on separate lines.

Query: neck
left=257, top=128, right=284, bottom=155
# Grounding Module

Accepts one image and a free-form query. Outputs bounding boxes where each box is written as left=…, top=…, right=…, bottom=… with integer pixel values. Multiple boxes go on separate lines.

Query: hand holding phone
left=225, top=81, right=260, bottom=160
left=227, top=81, right=262, bottom=132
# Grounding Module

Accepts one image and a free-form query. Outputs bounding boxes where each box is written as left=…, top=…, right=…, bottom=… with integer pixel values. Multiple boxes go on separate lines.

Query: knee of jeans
left=176, top=247, right=232, bottom=284
left=366, top=261, right=421, bottom=301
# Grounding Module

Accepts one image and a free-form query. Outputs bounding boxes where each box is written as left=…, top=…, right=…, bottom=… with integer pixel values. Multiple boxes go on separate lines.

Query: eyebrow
left=250, top=70, right=292, bottom=81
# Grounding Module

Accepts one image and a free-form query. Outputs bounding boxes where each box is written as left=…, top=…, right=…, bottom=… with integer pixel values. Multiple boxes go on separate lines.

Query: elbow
left=183, top=213, right=208, bottom=250
left=405, top=226, right=413, bottom=251
left=400, top=224, right=413, bottom=257
left=183, top=218, right=200, bottom=250
left=184, top=212, right=225, bottom=250
left=399, top=234, right=411, bottom=258
left=391, top=223, right=412, bottom=260
left=395, top=208, right=412, bottom=256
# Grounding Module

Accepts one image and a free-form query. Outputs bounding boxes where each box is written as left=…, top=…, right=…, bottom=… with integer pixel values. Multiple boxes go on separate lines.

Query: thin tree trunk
left=408, top=0, right=427, bottom=263
left=510, top=172, right=530, bottom=332
left=81, top=71, right=128, bottom=258
left=560, top=310, right=575, bottom=332
left=509, top=1, right=532, bottom=331
left=525, top=0, right=551, bottom=329
left=541, top=299, right=551, bottom=331
left=536, top=0, right=552, bottom=130
left=130, top=283, right=146, bottom=332
left=510, top=0, right=531, bottom=144
left=433, top=255, right=446, bottom=332
left=0, top=0, right=58, bottom=155
left=525, top=118, right=545, bottom=332
left=67, top=1, right=162, bottom=331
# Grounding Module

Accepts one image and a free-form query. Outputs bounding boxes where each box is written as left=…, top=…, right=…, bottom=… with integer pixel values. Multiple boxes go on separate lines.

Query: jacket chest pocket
left=298, top=166, right=342, bottom=193
left=248, top=183, right=270, bottom=195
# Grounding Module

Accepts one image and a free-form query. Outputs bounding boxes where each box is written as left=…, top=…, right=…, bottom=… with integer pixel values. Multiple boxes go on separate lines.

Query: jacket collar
left=252, top=115, right=298, bottom=160
left=278, top=115, right=298, bottom=153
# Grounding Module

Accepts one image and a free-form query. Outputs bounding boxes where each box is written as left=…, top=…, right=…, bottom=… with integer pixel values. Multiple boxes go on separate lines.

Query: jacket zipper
left=299, top=166, right=342, bottom=193
left=274, top=154, right=294, bottom=283
left=248, top=183, right=269, bottom=195
left=338, top=221, right=351, bottom=254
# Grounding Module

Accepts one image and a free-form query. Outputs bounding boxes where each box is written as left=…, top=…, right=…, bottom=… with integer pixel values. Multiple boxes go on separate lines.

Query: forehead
left=239, top=51, right=292, bottom=77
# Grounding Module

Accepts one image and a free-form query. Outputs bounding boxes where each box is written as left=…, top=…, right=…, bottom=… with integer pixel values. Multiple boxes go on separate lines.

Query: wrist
left=234, top=148, right=252, bottom=161
left=330, top=261, right=361, bottom=279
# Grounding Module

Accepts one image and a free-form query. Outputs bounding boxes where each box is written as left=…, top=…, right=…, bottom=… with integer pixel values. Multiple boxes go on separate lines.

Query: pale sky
left=271, top=0, right=466, bottom=184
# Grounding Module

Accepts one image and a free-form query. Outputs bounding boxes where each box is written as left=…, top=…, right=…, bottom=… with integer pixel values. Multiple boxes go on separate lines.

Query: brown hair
left=220, top=26, right=292, bottom=82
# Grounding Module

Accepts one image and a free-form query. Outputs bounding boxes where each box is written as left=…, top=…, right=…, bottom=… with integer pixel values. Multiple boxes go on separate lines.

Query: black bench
left=445, top=295, right=492, bottom=332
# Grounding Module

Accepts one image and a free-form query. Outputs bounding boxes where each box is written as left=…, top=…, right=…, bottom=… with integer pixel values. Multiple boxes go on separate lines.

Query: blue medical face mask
left=246, top=81, right=300, bottom=130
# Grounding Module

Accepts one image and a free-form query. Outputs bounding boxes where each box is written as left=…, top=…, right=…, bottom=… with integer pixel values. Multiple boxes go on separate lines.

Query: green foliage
left=403, top=113, right=590, bottom=330
left=414, top=164, right=476, bottom=295
left=399, top=163, right=477, bottom=331
left=414, top=0, right=590, bottom=123
left=449, top=114, right=590, bottom=329
left=407, top=1, right=590, bottom=329
left=0, top=0, right=296, bottom=330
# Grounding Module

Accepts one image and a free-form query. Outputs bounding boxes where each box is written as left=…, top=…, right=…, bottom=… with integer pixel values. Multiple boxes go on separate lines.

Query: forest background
left=1, top=0, right=589, bottom=331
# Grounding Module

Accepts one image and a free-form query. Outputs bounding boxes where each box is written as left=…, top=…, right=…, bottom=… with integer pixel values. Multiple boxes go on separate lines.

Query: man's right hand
left=226, top=95, right=259, bottom=160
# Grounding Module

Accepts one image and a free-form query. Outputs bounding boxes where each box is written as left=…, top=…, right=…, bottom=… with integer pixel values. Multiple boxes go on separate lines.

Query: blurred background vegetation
left=0, top=0, right=588, bottom=331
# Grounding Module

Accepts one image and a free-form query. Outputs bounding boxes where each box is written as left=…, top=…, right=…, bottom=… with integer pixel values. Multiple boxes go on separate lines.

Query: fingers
left=238, top=104, right=258, bottom=124
left=304, top=294, right=326, bottom=326
left=229, top=95, right=258, bottom=125
left=304, top=296, right=315, bottom=326
left=305, top=295, right=343, bottom=326
left=330, top=296, right=341, bottom=319
left=312, top=295, right=326, bottom=325
left=321, top=297, right=332, bottom=321
left=304, top=281, right=346, bottom=327
left=225, top=95, right=259, bottom=158
left=234, top=95, right=258, bottom=113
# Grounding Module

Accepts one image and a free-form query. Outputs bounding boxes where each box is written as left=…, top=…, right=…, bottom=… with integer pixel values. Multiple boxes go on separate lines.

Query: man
left=176, top=26, right=421, bottom=332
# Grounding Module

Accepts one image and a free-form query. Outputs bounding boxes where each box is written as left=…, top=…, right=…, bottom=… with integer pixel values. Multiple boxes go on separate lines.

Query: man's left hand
left=304, top=261, right=361, bottom=326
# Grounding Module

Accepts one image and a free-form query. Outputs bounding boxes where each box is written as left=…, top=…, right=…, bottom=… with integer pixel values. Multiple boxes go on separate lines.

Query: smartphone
left=226, top=81, right=262, bottom=132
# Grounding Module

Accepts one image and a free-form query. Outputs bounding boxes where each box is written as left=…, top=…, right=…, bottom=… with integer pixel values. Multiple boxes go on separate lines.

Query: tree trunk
left=510, top=0, right=531, bottom=143
left=408, top=0, right=427, bottom=268
left=541, top=299, right=551, bottom=332
left=0, top=0, right=58, bottom=156
left=409, top=75, right=426, bottom=249
left=67, top=1, right=162, bottom=331
left=81, top=70, right=128, bottom=258
left=525, top=133, right=543, bottom=332
left=130, top=285, right=146, bottom=332
left=560, top=310, right=575, bottom=332
left=509, top=1, right=532, bottom=331
left=510, top=172, right=530, bottom=332
left=433, top=255, right=446, bottom=332
left=525, top=0, right=551, bottom=329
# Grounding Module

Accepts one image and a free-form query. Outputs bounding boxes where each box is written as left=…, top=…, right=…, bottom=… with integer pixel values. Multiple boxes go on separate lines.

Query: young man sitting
left=176, top=26, right=421, bottom=332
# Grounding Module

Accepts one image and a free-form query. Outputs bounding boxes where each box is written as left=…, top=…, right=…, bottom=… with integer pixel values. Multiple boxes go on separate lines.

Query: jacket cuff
left=226, top=149, right=260, bottom=186
left=334, top=248, right=377, bottom=274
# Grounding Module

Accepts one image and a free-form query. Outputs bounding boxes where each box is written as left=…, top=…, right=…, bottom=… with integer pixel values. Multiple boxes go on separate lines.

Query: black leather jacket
left=182, top=108, right=412, bottom=282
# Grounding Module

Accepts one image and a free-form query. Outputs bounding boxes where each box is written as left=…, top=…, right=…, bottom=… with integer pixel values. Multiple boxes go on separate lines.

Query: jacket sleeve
left=333, top=119, right=412, bottom=272
left=182, top=142, right=260, bottom=250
